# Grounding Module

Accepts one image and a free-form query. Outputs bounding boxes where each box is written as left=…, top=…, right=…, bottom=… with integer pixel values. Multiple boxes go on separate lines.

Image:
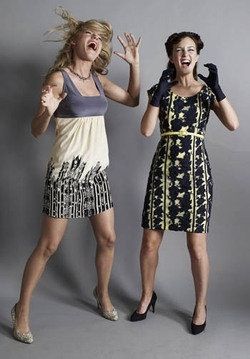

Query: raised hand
left=41, top=85, right=67, bottom=115
left=150, top=67, right=176, bottom=107
left=159, top=67, right=176, bottom=85
left=198, top=63, right=225, bottom=101
left=114, top=33, right=141, bottom=66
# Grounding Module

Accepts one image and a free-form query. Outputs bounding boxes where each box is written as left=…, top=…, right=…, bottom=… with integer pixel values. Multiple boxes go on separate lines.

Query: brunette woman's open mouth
left=180, top=59, right=191, bottom=68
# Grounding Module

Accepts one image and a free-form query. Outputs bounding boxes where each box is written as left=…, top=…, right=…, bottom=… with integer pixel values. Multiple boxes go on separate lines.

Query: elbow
left=31, top=126, right=43, bottom=139
left=228, top=122, right=239, bottom=131
left=133, top=97, right=140, bottom=107
left=141, top=128, right=153, bottom=137
left=129, top=96, right=139, bottom=107
left=131, top=101, right=139, bottom=107
left=31, top=131, right=40, bottom=139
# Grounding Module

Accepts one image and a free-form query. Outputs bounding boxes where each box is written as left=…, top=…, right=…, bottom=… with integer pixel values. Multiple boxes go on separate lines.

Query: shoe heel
left=151, top=302, right=156, bottom=313
left=151, top=291, right=157, bottom=313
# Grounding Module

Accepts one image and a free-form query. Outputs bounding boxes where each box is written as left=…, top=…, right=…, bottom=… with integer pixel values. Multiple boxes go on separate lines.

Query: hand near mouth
left=149, top=68, right=177, bottom=107
left=114, top=32, right=141, bottom=65
left=198, top=63, right=226, bottom=101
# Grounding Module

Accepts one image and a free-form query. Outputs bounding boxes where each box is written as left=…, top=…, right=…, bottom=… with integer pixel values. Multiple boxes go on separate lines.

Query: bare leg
left=89, top=208, right=116, bottom=312
left=15, top=215, right=68, bottom=332
left=186, top=232, right=209, bottom=325
left=137, top=229, right=164, bottom=314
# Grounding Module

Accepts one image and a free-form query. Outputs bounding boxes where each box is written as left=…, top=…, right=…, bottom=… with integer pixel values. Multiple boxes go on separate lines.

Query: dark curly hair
left=164, top=32, right=204, bottom=80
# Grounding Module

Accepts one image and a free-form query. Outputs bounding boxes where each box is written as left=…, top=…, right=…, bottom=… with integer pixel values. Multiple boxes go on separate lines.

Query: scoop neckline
left=170, top=84, right=206, bottom=99
left=62, top=69, right=101, bottom=98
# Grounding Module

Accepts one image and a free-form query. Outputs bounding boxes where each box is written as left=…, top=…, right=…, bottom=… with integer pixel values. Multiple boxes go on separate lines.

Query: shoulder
left=147, top=83, right=158, bottom=97
left=96, top=73, right=109, bottom=88
left=45, top=70, right=64, bottom=85
left=43, top=70, right=64, bottom=94
left=201, top=84, right=216, bottom=101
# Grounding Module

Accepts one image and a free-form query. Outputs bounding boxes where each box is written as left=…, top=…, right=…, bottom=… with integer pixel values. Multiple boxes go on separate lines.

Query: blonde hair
left=45, top=7, right=113, bottom=79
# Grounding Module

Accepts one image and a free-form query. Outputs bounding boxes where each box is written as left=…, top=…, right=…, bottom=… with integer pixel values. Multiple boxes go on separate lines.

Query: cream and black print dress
left=43, top=70, right=113, bottom=218
left=142, top=84, right=216, bottom=233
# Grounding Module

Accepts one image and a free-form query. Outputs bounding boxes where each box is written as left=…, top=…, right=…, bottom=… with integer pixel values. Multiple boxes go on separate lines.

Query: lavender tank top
left=54, top=69, right=108, bottom=118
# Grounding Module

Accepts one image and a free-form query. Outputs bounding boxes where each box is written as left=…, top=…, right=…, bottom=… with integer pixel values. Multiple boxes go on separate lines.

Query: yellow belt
left=161, top=129, right=204, bottom=139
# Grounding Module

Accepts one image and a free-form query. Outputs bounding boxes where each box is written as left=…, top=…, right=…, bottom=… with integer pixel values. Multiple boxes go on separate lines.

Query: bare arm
left=141, top=100, right=159, bottom=137
left=99, top=33, right=140, bottom=107
left=31, top=72, right=65, bottom=138
left=212, top=98, right=239, bottom=131
left=99, top=64, right=139, bottom=107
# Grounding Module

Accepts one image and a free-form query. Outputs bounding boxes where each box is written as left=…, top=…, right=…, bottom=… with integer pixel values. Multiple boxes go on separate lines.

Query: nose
left=91, top=33, right=98, bottom=40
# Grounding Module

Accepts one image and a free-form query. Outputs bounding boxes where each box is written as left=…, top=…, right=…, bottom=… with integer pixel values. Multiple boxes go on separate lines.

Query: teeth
left=181, top=60, right=190, bottom=65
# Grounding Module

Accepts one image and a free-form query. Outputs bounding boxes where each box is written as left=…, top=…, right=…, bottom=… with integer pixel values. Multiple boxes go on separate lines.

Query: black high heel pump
left=130, top=291, right=157, bottom=322
left=191, top=305, right=207, bottom=335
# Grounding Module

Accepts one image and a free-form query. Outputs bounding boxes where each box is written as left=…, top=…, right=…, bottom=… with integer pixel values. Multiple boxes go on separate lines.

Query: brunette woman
left=130, top=31, right=238, bottom=335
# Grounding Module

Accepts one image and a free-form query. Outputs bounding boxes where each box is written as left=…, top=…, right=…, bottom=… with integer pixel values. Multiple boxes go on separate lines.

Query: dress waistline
left=161, top=129, right=204, bottom=139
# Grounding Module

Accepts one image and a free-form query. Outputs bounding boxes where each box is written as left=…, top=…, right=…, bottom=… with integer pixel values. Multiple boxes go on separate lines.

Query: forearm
left=127, top=63, right=140, bottom=106
left=31, top=108, right=53, bottom=138
left=141, top=104, right=159, bottom=137
left=214, top=98, right=239, bottom=131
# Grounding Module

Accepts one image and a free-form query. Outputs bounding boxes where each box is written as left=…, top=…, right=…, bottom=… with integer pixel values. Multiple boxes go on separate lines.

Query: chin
left=81, top=54, right=98, bottom=63
left=87, top=51, right=100, bottom=62
left=179, top=69, right=194, bottom=76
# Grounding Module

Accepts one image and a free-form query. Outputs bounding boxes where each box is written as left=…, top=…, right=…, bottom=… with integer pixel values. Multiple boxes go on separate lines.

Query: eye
left=85, top=30, right=92, bottom=35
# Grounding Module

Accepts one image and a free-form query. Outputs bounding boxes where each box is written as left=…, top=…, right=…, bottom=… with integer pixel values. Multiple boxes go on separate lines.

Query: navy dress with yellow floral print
left=142, top=84, right=216, bottom=233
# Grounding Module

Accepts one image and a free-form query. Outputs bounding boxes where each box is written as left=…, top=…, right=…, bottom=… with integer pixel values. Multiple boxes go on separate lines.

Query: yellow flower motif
left=177, top=152, right=185, bottom=159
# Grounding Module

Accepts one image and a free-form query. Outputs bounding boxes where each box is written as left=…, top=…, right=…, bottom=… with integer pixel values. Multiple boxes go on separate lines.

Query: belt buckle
left=179, top=129, right=187, bottom=137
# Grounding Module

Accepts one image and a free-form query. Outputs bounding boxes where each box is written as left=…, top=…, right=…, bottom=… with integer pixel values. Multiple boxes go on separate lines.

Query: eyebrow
left=176, top=45, right=195, bottom=49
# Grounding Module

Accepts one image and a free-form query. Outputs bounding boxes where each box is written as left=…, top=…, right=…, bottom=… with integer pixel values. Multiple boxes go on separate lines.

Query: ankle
left=16, top=302, right=29, bottom=317
left=141, top=292, right=153, bottom=303
left=195, top=301, right=206, bottom=309
left=142, top=289, right=153, bottom=297
left=96, top=287, right=109, bottom=299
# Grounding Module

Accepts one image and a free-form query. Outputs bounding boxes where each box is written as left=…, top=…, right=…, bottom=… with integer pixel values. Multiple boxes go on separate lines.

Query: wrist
left=130, top=62, right=140, bottom=68
left=213, top=84, right=226, bottom=102
left=46, top=107, right=55, bottom=118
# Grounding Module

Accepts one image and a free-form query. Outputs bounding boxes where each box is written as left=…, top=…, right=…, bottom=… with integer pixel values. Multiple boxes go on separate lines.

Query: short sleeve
left=147, top=84, right=158, bottom=98
left=147, top=84, right=160, bottom=107
left=207, top=86, right=216, bottom=106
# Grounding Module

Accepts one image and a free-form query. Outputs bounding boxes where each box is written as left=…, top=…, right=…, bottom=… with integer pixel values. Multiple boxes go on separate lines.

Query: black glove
left=150, top=68, right=175, bottom=107
left=198, top=63, right=226, bottom=102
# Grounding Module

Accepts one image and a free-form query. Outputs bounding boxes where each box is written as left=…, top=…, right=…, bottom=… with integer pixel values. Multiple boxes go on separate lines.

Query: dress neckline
left=170, top=84, right=206, bottom=99
left=62, top=69, right=101, bottom=98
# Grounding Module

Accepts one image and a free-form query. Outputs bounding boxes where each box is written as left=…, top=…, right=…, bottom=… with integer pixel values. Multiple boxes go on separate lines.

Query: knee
left=37, top=237, right=60, bottom=259
left=141, top=236, right=159, bottom=255
left=188, top=245, right=206, bottom=262
left=98, top=231, right=116, bottom=249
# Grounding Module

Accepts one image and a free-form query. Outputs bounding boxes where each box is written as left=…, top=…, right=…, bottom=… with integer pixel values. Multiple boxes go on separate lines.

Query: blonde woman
left=11, top=8, right=140, bottom=343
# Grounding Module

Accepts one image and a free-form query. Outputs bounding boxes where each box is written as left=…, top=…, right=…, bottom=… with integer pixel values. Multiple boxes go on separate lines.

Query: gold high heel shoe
left=93, top=287, right=118, bottom=321
left=11, top=304, right=33, bottom=344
